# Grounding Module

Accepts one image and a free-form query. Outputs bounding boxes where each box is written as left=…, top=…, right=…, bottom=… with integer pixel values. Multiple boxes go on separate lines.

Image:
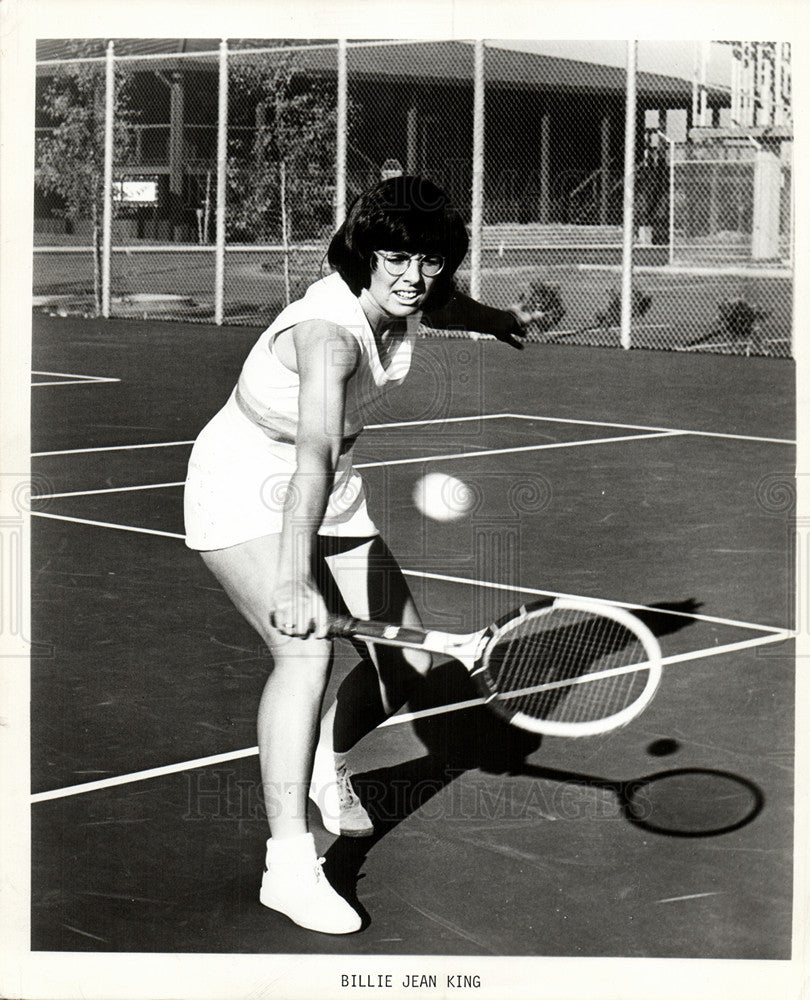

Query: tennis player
left=184, top=175, right=532, bottom=934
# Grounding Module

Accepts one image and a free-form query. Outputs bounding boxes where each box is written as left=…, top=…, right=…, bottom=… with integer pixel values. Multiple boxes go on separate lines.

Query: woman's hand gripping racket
left=330, top=598, right=662, bottom=737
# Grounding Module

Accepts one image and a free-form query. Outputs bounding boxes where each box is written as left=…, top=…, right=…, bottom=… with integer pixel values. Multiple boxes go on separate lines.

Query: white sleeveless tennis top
left=184, top=273, right=419, bottom=550
left=234, top=272, right=418, bottom=442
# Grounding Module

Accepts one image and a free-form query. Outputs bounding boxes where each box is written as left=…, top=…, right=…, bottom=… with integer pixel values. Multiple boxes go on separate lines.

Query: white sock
left=265, top=833, right=316, bottom=867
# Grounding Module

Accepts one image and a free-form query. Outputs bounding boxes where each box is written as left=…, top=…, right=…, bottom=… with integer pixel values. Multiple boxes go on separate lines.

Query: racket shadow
left=517, top=763, right=765, bottom=838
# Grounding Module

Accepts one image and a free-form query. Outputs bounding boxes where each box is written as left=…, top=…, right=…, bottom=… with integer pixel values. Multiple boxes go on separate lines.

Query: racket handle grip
left=328, top=616, right=429, bottom=646
left=328, top=615, right=361, bottom=638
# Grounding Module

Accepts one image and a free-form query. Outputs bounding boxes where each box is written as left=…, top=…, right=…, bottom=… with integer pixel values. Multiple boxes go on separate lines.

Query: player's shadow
left=323, top=599, right=700, bottom=923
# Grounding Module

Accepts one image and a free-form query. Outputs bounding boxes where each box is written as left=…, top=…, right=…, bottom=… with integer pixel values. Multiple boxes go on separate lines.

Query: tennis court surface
left=30, top=313, right=795, bottom=958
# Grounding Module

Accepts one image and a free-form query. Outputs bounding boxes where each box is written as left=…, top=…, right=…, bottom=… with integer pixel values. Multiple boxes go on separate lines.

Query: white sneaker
left=309, top=745, right=374, bottom=838
left=260, top=835, right=361, bottom=935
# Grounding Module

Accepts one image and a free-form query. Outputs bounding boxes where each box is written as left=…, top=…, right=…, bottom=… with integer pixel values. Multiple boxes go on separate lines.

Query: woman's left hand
left=494, top=309, right=531, bottom=350
left=499, top=304, right=557, bottom=349
left=423, top=290, right=536, bottom=349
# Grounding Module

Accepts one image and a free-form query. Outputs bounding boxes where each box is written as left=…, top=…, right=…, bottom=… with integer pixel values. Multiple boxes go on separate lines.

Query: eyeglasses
left=374, top=251, right=445, bottom=278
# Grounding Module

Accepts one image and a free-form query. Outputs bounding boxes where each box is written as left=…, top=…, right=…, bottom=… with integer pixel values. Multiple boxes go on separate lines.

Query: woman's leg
left=201, top=534, right=333, bottom=840
left=318, top=534, right=431, bottom=753
left=200, top=534, right=361, bottom=933
left=303, top=535, right=430, bottom=837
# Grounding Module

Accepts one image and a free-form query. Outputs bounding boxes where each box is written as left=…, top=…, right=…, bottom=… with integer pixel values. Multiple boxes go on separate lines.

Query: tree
left=35, top=44, right=137, bottom=315
left=226, top=52, right=338, bottom=246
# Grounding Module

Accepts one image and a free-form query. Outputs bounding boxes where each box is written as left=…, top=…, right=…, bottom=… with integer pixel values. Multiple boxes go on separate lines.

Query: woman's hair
left=327, top=175, right=469, bottom=310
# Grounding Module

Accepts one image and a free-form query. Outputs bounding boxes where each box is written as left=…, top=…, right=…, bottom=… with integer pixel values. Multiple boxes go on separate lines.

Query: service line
left=31, top=430, right=680, bottom=497
left=355, top=431, right=681, bottom=469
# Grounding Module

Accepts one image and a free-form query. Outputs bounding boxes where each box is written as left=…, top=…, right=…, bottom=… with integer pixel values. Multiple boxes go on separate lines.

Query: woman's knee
left=266, top=635, right=334, bottom=687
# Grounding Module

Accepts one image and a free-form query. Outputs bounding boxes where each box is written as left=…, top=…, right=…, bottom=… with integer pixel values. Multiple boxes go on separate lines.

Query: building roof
left=35, top=38, right=724, bottom=101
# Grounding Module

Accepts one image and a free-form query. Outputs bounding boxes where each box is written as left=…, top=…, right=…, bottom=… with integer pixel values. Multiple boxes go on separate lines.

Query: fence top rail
left=36, top=42, right=323, bottom=68
left=33, top=243, right=329, bottom=253
left=35, top=38, right=457, bottom=69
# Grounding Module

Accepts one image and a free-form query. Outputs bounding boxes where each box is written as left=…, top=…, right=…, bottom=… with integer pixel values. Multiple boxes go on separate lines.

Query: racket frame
left=473, top=599, right=663, bottom=736
left=330, top=596, right=662, bottom=737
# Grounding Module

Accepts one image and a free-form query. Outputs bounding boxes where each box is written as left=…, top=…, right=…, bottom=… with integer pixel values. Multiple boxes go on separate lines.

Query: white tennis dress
left=184, top=273, right=419, bottom=550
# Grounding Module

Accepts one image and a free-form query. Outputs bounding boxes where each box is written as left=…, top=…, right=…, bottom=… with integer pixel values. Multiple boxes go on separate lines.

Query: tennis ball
left=412, top=472, right=474, bottom=522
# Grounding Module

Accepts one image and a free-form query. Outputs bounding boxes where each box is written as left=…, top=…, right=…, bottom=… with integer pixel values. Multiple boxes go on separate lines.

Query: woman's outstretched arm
left=424, top=287, right=541, bottom=349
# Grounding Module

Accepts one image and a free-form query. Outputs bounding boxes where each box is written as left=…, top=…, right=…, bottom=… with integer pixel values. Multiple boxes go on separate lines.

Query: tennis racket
left=330, top=597, right=662, bottom=737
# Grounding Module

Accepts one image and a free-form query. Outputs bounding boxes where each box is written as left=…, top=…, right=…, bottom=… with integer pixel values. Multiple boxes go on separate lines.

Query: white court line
left=33, top=369, right=121, bottom=382
left=355, top=431, right=681, bottom=469
left=656, top=892, right=723, bottom=904
left=27, top=416, right=510, bottom=460
left=401, top=568, right=789, bottom=635
left=31, top=510, right=184, bottom=539
left=503, top=412, right=794, bottom=447
left=30, top=431, right=678, bottom=497
left=30, top=410, right=793, bottom=457
left=33, top=440, right=195, bottom=457
left=364, top=414, right=512, bottom=430
left=29, top=510, right=789, bottom=636
left=30, top=746, right=261, bottom=804
left=33, top=379, right=121, bottom=388
left=33, top=481, right=184, bottom=500
left=27, top=416, right=517, bottom=457
left=29, top=629, right=792, bottom=805
left=381, top=632, right=793, bottom=727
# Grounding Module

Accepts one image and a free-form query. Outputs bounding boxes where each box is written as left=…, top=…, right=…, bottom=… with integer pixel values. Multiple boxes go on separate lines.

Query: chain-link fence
left=33, top=39, right=793, bottom=358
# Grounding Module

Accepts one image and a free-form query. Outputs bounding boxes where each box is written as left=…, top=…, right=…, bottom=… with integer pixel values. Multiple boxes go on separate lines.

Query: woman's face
left=361, top=250, right=442, bottom=323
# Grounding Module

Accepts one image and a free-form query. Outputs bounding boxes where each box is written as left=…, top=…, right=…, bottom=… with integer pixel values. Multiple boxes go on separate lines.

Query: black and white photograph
left=0, top=2, right=805, bottom=998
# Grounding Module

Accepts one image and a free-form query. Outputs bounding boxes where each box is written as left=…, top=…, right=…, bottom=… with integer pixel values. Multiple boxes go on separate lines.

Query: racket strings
left=485, top=608, right=651, bottom=724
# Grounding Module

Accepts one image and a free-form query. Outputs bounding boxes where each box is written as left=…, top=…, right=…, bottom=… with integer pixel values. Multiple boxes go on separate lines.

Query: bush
left=594, top=289, right=652, bottom=329
left=714, top=298, right=769, bottom=340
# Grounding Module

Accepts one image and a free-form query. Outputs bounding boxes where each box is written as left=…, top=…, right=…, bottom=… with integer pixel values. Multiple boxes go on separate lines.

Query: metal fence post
left=656, top=129, right=675, bottom=266
left=335, top=39, right=347, bottom=229
left=101, top=40, right=114, bottom=318
left=214, top=39, right=228, bottom=326
left=620, top=40, right=637, bottom=350
left=470, top=39, right=484, bottom=301
left=668, top=137, right=675, bottom=266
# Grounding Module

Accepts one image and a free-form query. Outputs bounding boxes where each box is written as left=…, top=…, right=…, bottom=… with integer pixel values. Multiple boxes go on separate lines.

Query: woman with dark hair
left=184, top=176, right=532, bottom=934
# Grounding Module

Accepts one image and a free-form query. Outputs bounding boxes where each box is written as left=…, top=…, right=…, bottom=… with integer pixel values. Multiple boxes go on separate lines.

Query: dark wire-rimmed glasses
left=374, top=251, right=446, bottom=278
